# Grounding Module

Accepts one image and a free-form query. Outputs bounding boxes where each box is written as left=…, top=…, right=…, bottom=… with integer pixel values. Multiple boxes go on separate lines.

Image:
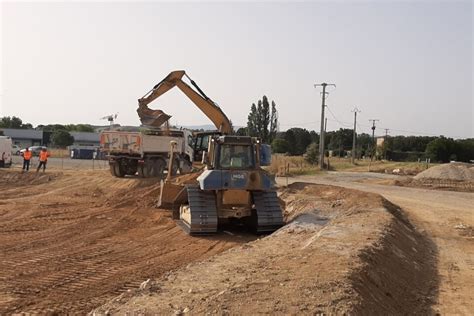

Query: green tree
left=271, top=138, right=290, bottom=154
left=328, top=128, right=353, bottom=156
left=284, top=128, right=312, bottom=155
left=236, top=127, right=248, bottom=136
left=64, top=124, right=95, bottom=132
left=305, top=142, right=319, bottom=164
left=247, top=104, right=258, bottom=136
left=52, top=130, right=74, bottom=147
left=0, top=116, right=32, bottom=129
left=246, top=95, right=278, bottom=143
left=270, top=101, right=278, bottom=141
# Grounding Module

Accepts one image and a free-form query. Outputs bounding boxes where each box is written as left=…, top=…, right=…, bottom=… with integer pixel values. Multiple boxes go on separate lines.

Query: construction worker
left=37, top=148, right=50, bottom=173
left=22, top=147, right=32, bottom=171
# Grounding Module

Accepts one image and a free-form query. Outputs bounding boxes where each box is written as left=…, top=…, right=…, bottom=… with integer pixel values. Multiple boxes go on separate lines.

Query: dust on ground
left=0, top=169, right=254, bottom=314
left=93, top=182, right=438, bottom=315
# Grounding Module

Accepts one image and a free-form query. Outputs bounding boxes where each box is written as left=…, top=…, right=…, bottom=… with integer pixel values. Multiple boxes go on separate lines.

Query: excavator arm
left=137, top=70, right=232, bottom=134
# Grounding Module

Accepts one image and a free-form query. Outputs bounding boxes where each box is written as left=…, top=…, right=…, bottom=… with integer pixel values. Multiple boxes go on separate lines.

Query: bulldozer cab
left=207, top=135, right=260, bottom=170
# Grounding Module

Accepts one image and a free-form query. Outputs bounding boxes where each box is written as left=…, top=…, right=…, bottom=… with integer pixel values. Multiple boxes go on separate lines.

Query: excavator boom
left=137, top=70, right=232, bottom=134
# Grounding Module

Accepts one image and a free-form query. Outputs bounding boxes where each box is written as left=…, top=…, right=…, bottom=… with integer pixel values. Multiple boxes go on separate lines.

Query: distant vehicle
left=20, top=146, right=46, bottom=157
left=0, top=136, right=13, bottom=167
left=12, top=144, right=21, bottom=155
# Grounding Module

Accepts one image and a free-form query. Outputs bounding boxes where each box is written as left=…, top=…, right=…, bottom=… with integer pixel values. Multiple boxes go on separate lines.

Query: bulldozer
left=138, top=70, right=284, bottom=234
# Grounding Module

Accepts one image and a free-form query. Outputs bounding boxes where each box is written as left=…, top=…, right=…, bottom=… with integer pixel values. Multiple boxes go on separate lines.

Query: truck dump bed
left=100, top=130, right=186, bottom=156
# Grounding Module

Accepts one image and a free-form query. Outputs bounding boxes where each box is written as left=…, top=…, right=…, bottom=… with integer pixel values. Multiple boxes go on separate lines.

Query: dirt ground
left=0, top=169, right=254, bottom=314
left=93, top=183, right=437, bottom=315
left=278, top=172, right=474, bottom=315
left=1, top=167, right=472, bottom=314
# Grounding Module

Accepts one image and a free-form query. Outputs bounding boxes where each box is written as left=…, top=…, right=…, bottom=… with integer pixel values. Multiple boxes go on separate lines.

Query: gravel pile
left=414, top=162, right=474, bottom=181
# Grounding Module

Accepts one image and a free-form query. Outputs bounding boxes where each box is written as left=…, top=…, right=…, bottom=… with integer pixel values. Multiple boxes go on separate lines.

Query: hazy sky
left=1, top=1, right=472, bottom=138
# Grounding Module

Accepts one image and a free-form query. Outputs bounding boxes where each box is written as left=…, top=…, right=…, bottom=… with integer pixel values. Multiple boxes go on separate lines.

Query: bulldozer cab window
left=218, top=144, right=254, bottom=169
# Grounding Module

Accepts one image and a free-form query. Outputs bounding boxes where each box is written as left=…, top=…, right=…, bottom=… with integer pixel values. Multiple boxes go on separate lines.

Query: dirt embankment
left=397, top=162, right=474, bottom=192
left=0, top=169, right=253, bottom=314
left=93, top=183, right=438, bottom=315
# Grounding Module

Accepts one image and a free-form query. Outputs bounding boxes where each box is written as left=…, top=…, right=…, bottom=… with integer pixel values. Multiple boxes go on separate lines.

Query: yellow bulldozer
left=138, top=70, right=284, bottom=235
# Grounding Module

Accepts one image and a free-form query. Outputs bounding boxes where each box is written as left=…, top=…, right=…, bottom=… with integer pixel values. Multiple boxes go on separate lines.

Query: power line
left=326, top=105, right=352, bottom=128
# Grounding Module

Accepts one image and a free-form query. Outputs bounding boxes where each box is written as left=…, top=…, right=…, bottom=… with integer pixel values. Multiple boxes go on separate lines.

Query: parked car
left=20, top=146, right=46, bottom=157
left=12, top=145, right=21, bottom=155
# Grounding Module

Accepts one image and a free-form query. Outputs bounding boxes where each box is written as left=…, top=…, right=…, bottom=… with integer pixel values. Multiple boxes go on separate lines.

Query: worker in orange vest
left=22, top=147, right=33, bottom=171
left=37, top=148, right=50, bottom=173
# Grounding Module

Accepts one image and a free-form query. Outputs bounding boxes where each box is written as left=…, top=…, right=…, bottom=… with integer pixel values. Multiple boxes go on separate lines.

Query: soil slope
left=93, top=183, right=437, bottom=315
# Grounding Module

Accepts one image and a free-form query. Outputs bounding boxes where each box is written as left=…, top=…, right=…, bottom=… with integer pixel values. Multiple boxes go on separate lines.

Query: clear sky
left=1, top=1, right=472, bottom=138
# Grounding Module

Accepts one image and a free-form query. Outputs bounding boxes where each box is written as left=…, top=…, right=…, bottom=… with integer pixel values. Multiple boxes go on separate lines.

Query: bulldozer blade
left=157, top=180, right=188, bottom=209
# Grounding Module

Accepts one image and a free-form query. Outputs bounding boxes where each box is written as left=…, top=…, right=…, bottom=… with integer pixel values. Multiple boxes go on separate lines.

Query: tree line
left=0, top=116, right=97, bottom=147
left=239, top=100, right=473, bottom=163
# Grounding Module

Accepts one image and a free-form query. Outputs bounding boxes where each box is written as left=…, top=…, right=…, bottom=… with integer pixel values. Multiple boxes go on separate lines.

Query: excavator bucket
left=137, top=107, right=172, bottom=128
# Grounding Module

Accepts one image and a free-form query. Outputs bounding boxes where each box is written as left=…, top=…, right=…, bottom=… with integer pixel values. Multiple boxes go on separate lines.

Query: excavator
left=138, top=70, right=284, bottom=235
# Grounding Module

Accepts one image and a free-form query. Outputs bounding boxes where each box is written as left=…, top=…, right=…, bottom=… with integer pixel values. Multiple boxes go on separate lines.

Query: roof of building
left=70, top=132, right=100, bottom=143
left=0, top=128, right=43, bottom=140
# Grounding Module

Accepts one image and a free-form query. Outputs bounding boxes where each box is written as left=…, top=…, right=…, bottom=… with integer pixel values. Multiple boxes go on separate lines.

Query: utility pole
left=314, top=83, right=336, bottom=170
left=384, top=128, right=389, bottom=160
left=351, top=107, right=361, bottom=164
left=368, top=119, right=379, bottom=160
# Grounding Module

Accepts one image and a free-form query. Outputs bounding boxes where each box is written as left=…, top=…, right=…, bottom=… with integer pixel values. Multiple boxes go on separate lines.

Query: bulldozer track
left=0, top=170, right=253, bottom=314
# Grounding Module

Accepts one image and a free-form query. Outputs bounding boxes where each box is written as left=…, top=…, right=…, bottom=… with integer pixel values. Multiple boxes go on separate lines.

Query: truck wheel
left=171, top=158, right=179, bottom=175
left=144, top=158, right=165, bottom=178
left=114, top=162, right=125, bottom=178
left=137, top=165, right=145, bottom=178
left=109, top=164, right=117, bottom=177
left=154, top=158, right=166, bottom=178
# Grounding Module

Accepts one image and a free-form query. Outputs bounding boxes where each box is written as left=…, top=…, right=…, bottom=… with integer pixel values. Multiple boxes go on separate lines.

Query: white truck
left=0, top=136, right=13, bottom=168
left=100, top=129, right=194, bottom=178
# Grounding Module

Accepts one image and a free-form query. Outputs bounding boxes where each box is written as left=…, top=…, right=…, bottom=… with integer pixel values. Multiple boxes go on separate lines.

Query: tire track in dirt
left=0, top=169, right=255, bottom=314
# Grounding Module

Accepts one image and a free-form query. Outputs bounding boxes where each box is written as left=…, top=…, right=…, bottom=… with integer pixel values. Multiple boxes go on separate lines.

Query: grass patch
left=269, top=154, right=436, bottom=176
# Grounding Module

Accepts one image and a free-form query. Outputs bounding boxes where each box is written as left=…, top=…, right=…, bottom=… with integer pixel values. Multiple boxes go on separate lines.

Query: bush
left=271, top=138, right=290, bottom=154
left=52, top=130, right=74, bottom=147
left=305, top=142, right=319, bottom=165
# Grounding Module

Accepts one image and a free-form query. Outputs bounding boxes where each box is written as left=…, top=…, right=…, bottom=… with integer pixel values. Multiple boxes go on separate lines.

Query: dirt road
left=0, top=169, right=254, bottom=314
left=278, top=172, right=474, bottom=315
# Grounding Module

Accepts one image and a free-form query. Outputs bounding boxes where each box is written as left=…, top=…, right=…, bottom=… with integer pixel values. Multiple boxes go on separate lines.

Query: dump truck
left=100, top=129, right=194, bottom=178
left=138, top=70, right=284, bottom=234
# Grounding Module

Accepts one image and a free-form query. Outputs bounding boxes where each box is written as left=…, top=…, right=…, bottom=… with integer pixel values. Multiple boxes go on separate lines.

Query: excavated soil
left=93, top=183, right=438, bottom=315
left=0, top=169, right=255, bottom=314
left=414, top=162, right=474, bottom=181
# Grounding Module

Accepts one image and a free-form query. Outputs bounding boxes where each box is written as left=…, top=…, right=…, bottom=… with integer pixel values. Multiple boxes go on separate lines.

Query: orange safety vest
left=23, top=151, right=32, bottom=160
left=39, top=151, right=49, bottom=162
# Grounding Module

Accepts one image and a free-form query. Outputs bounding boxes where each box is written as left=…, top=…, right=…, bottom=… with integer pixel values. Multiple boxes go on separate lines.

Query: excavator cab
left=191, top=131, right=221, bottom=162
